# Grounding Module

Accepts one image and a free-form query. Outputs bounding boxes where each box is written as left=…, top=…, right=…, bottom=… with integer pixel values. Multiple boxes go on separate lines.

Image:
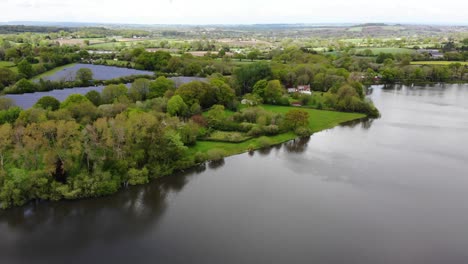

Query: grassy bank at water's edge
left=32, top=63, right=77, bottom=80
left=190, top=105, right=366, bottom=157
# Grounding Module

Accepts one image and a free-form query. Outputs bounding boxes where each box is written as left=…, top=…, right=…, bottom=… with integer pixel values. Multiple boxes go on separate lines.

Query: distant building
left=287, top=85, right=312, bottom=95
left=241, top=99, right=257, bottom=106
left=417, top=49, right=444, bottom=59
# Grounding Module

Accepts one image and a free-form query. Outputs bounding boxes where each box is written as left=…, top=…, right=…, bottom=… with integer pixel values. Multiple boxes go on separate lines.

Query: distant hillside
left=353, top=23, right=388, bottom=27
left=0, top=25, right=75, bottom=34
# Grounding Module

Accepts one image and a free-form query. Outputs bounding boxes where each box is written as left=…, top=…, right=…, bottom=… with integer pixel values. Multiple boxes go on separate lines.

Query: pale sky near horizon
left=0, top=0, right=467, bottom=25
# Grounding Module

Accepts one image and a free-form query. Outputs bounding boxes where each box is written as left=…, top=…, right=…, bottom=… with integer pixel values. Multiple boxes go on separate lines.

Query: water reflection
left=340, top=117, right=374, bottom=130
left=0, top=165, right=207, bottom=259
left=284, top=137, right=310, bottom=153
left=257, top=146, right=273, bottom=156
left=208, top=159, right=226, bottom=169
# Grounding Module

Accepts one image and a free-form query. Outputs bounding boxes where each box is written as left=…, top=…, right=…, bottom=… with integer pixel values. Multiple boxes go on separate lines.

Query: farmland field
left=411, top=61, right=468, bottom=65
left=353, top=47, right=416, bottom=54
left=57, top=38, right=106, bottom=46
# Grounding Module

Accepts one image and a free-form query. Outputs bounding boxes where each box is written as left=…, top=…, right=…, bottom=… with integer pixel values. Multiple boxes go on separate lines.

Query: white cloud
left=0, top=0, right=467, bottom=24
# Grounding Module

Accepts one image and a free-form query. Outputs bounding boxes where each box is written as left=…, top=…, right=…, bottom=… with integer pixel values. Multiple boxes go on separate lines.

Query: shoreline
left=1, top=108, right=367, bottom=210
left=189, top=108, right=367, bottom=159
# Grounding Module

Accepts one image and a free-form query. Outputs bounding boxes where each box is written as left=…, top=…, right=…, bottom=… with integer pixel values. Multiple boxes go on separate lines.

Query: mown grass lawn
left=190, top=105, right=365, bottom=157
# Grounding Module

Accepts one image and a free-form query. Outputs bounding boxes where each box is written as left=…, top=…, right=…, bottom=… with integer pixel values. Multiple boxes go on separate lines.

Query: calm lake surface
left=1, top=84, right=468, bottom=264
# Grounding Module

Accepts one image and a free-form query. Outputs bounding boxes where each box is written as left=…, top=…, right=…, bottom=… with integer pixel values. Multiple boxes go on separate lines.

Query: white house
left=287, top=85, right=312, bottom=95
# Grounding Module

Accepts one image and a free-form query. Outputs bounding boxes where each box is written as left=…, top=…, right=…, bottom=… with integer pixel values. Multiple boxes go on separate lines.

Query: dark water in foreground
left=1, top=84, right=468, bottom=264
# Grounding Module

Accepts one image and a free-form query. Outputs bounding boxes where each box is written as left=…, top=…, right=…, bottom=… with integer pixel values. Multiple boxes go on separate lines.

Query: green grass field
left=190, top=105, right=365, bottom=157
left=0, top=61, right=18, bottom=73
left=32, top=63, right=77, bottom=80
left=0, top=61, right=15, bottom=67
left=88, top=39, right=169, bottom=50
left=354, top=47, right=416, bottom=55
left=261, top=105, right=364, bottom=133
left=411, top=61, right=468, bottom=66
left=88, top=42, right=123, bottom=49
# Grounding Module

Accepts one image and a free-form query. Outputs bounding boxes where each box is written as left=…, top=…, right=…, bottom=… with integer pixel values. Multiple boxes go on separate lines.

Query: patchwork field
left=353, top=47, right=416, bottom=55
left=411, top=61, right=468, bottom=65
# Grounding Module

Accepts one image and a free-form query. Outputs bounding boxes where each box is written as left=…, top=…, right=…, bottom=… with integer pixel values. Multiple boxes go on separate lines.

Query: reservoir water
left=1, top=84, right=468, bottom=264
left=4, top=76, right=207, bottom=109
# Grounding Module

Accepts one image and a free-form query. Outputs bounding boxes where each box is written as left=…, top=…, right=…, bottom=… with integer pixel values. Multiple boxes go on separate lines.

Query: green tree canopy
left=167, top=95, right=188, bottom=117
left=175, top=81, right=215, bottom=108
left=76, top=68, right=93, bottom=85
left=149, top=76, right=175, bottom=99
left=35, top=96, right=60, bottom=111
left=284, top=109, right=310, bottom=130
left=263, top=80, right=284, bottom=104
left=101, top=84, right=128, bottom=104
left=85, top=90, right=102, bottom=106
left=0, top=68, right=17, bottom=88
left=234, top=61, right=272, bottom=94
left=17, top=59, right=33, bottom=78
left=129, top=78, right=151, bottom=101
left=252, top=79, right=268, bottom=99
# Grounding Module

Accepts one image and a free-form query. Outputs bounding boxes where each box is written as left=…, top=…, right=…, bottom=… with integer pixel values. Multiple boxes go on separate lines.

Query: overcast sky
left=1, top=0, right=467, bottom=25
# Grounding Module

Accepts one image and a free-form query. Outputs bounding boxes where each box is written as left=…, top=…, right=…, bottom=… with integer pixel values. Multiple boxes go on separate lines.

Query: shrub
left=194, top=152, right=207, bottom=163
left=277, top=95, right=291, bottom=106
left=207, top=148, right=226, bottom=161
left=299, top=94, right=313, bottom=105
left=247, top=126, right=263, bottom=137
left=128, top=168, right=149, bottom=186
left=7, top=78, right=37, bottom=94
left=0, top=107, right=21, bottom=125
left=257, top=136, right=272, bottom=148
left=263, top=125, right=279, bottom=135
left=239, top=122, right=254, bottom=132
left=191, top=114, right=208, bottom=127
left=284, top=109, right=310, bottom=130
left=294, top=126, right=311, bottom=137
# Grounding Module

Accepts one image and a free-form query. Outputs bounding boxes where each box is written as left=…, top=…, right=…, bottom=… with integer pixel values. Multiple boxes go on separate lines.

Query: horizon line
left=1, top=21, right=468, bottom=27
